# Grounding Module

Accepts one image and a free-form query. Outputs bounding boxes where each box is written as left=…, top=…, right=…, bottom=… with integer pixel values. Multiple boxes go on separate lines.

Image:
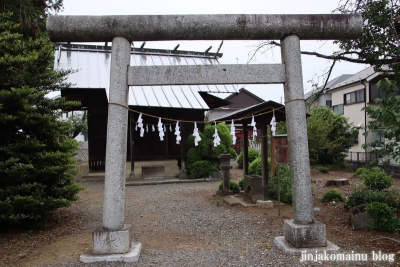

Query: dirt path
left=0, top=164, right=399, bottom=266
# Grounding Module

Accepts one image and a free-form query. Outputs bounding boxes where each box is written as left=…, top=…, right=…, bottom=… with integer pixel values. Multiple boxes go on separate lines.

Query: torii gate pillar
left=273, top=34, right=334, bottom=252
left=80, top=37, right=143, bottom=263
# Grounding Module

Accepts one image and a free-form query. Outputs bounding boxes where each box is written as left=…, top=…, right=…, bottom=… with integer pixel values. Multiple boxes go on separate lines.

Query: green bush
left=238, top=178, right=244, bottom=189
left=353, top=167, right=392, bottom=191
left=249, top=157, right=262, bottom=175
left=313, top=165, right=329, bottom=173
left=229, top=147, right=237, bottom=159
left=345, top=188, right=391, bottom=208
left=236, top=153, right=243, bottom=168
left=307, top=106, right=355, bottom=165
left=248, top=157, right=271, bottom=176
left=236, top=148, right=260, bottom=169
left=187, top=160, right=218, bottom=179
left=321, top=190, right=345, bottom=202
left=218, top=181, right=240, bottom=194
left=353, top=167, right=372, bottom=177
left=328, top=161, right=352, bottom=171
left=362, top=168, right=392, bottom=191
left=186, top=123, right=233, bottom=179
left=268, top=165, right=292, bottom=204
left=367, top=202, right=400, bottom=232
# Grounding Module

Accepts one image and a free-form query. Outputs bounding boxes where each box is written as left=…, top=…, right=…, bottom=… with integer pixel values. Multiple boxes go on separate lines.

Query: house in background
left=207, top=88, right=265, bottom=121
left=316, top=66, right=399, bottom=175
left=304, top=74, right=352, bottom=110
left=207, top=88, right=267, bottom=153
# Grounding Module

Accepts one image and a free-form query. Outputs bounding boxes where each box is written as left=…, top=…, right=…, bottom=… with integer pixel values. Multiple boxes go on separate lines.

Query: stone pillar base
left=256, top=200, right=274, bottom=208
left=93, top=224, right=131, bottom=254
left=284, top=219, right=326, bottom=248
left=81, top=242, right=142, bottom=263
left=179, top=170, right=188, bottom=179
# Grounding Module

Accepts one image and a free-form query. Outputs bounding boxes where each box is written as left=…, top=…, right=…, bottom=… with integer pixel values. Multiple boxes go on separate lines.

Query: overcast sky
left=59, top=0, right=367, bottom=102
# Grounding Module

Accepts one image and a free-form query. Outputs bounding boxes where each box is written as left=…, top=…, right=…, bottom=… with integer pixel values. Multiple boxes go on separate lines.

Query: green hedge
left=236, top=148, right=260, bottom=169
left=321, top=189, right=345, bottom=202
left=268, top=165, right=292, bottom=204
left=187, top=160, right=218, bottom=179
left=367, top=202, right=400, bottom=232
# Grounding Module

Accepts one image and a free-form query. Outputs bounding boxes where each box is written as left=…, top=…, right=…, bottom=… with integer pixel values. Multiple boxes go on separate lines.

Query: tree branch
left=265, top=41, right=395, bottom=65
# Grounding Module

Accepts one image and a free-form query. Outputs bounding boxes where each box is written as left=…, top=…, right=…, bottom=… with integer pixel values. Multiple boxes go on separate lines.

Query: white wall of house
left=318, top=93, right=332, bottom=107
left=326, top=70, right=399, bottom=167
left=331, top=83, right=374, bottom=154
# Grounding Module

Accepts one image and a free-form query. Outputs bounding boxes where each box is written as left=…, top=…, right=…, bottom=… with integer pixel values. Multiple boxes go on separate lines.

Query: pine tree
left=0, top=12, right=84, bottom=227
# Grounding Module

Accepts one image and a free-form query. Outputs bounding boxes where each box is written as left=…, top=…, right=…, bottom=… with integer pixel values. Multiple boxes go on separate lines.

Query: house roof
left=55, top=43, right=238, bottom=110
left=214, top=100, right=287, bottom=125
left=304, top=74, right=353, bottom=99
left=325, top=74, right=354, bottom=89
left=329, top=66, right=375, bottom=90
left=329, top=65, right=391, bottom=90
left=225, top=88, right=265, bottom=103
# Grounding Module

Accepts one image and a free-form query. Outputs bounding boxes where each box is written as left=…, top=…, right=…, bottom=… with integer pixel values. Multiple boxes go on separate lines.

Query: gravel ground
left=29, top=179, right=396, bottom=267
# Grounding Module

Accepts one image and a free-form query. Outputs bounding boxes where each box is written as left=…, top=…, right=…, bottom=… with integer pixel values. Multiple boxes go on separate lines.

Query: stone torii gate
left=47, top=14, right=362, bottom=262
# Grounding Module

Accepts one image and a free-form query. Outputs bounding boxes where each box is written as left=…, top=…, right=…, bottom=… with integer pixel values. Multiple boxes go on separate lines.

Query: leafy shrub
left=238, top=178, right=244, bottom=189
left=187, top=160, right=218, bottom=179
left=352, top=167, right=372, bottom=177
left=362, top=168, right=392, bottom=191
left=345, top=188, right=391, bottom=208
left=367, top=202, right=400, bottom=232
left=313, top=165, right=329, bottom=173
left=307, top=106, right=355, bottom=165
left=249, top=157, right=262, bottom=175
left=321, top=190, right=345, bottom=202
left=236, top=148, right=260, bottom=169
left=268, top=165, right=292, bottom=204
left=352, top=167, right=392, bottom=191
left=229, top=147, right=237, bottom=159
left=328, top=161, right=352, bottom=171
left=218, top=181, right=240, bottom=194
left=186, top=123, right=232, bottom=179
left=248, top=157, right=271, bottom=176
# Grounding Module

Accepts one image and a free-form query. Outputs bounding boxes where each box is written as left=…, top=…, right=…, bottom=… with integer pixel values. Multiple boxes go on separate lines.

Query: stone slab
left=93, top=224, right=131, bottom=254
left=256, top=200, right=274, bottom=208
left=125, top=178, right=206, bottom=186
left=80, top=242, right=142, bottom=263
left=219, top=191, right=235, bottom=197
left=274, top=236, right=339, bottom=255
left=223, top=196, right=256, bottom=207
left=242, top=192, right=262, bottom=203
left=142, top=165, right=165, bottom=178
left=349, top=205, right=371, bottom=230
left=284, top=219, right=326, bottom=248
